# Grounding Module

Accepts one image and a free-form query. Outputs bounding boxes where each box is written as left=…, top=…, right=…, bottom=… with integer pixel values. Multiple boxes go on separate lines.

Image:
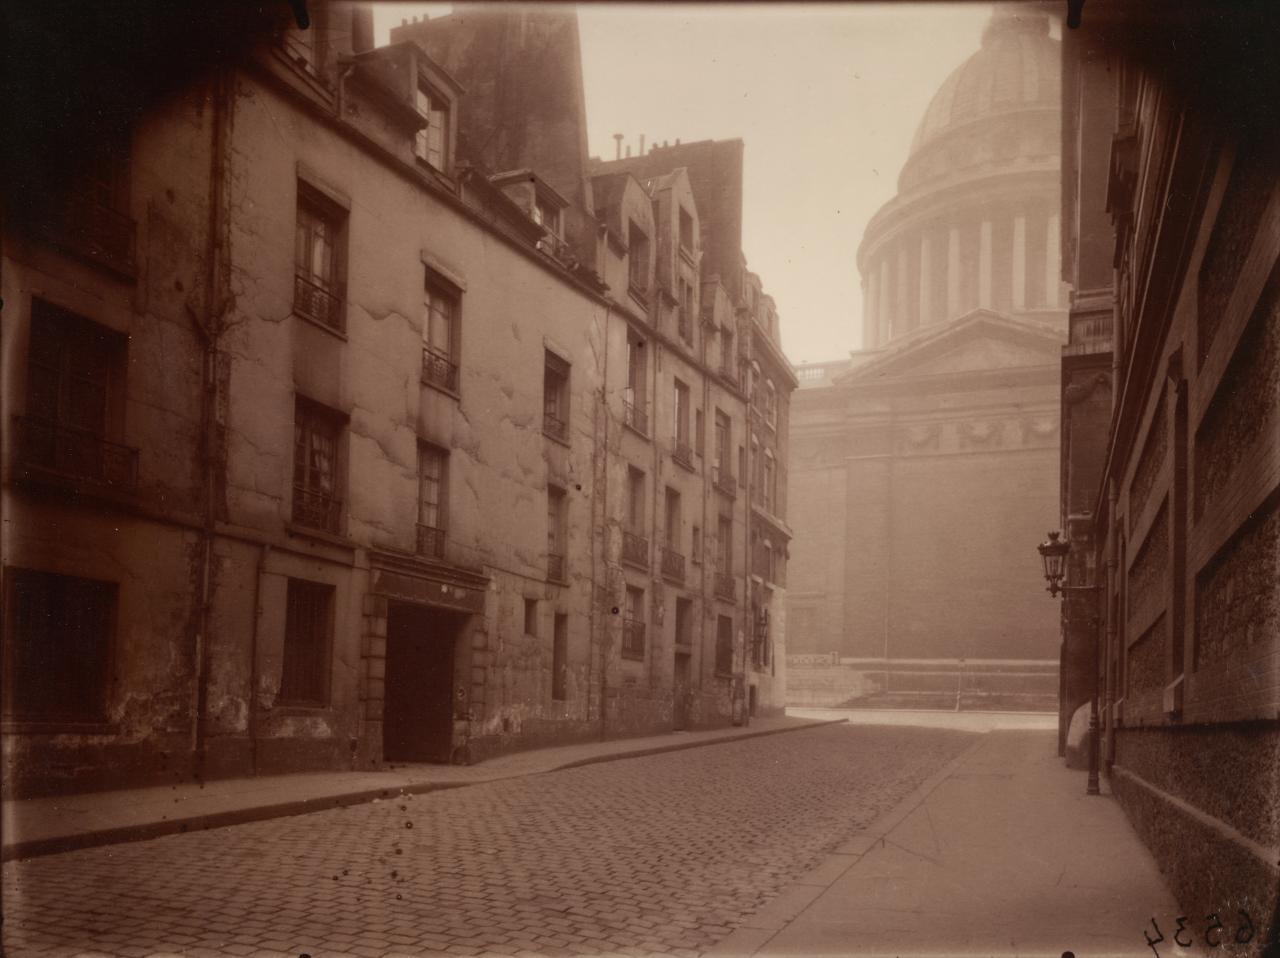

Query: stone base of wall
left=2, top=733, right=198, bottom=800
left=1110, top=722, right=1280, bottom=957
left=786, top=659, right=1059, bottom=709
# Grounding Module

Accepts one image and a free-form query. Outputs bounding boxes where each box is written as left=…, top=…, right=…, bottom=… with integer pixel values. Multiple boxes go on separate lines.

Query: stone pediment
left=834, top=309, right=1065, bottom=385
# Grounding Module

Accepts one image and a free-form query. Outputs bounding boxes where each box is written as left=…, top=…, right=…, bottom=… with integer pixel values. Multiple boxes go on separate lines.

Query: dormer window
left=414, top=81, right=449, bottom=172
left=628, top=221, right=650, bottom=298
left=678, top=206, right=694, bottom=253
left=532, top=197, right=561, bottom=238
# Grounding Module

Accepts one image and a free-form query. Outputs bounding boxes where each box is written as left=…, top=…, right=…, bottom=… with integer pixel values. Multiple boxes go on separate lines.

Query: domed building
left=787, top=5, right=1066, bottom=709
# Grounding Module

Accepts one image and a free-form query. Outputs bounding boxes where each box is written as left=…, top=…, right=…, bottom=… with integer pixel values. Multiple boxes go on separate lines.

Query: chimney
left=639, top=134, right=646, bottom=156
left=352, top=7, right=374, bottom=53
left=625, top=145, right=632, bottom=158
left=675, top=138, right=681, bottom=145
left=613, top=133, right=623, bottom=160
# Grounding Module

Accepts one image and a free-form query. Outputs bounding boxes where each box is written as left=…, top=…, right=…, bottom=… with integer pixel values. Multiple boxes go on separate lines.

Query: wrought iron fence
left=544, top=412, right=568, bottom=441
left=671, top=441, right=694, bottom=471
left=622, top=531, right=649, bottom=569
left=15, top=417, right=138, bottom=489
left=623, top=399, right=648, bottom=435
left=294, top=274, right=344, bottom=332
left=292, top=484, right=342, bottom=533
left=417, top=523, right=445, bottom=559
left=713, top=467, right=738, bottom=498
left=713, top=570, right=736, bottom=601
left=661, top=547, right=686, bottom=583
left=422, top=345, right=460, bottom=392
left=622, top=618, right=646, bottom=660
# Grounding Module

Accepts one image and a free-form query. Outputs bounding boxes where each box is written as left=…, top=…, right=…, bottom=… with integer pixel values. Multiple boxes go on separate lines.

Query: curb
left=3, top=717, right=846, bottom=863
left=703, top=731, right=989, bottom=957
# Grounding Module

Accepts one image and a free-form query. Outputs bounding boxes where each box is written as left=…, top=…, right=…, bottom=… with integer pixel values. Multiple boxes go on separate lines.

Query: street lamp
left=1035, top=529, right=1101, bottom=796
left=1037, top=530, right=1070, bottom=596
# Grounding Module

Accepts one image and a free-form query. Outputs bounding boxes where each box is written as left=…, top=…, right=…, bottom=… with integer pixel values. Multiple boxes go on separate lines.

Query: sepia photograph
left=1, top=1, right=1278, bottom=956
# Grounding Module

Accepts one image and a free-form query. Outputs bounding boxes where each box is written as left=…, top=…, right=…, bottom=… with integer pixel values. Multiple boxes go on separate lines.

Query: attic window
left=533, top=196, right=561, bottom=238
left=414, top=81, right=449, bottom=173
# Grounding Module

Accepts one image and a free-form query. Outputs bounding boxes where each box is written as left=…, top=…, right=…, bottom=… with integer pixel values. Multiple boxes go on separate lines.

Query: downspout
left=736, top=326, right=751, bottom=726
left=594, top=301, right=612, bottom=740
left=248, top=544, right=271, bottom=776
left=191, top=65, right=232, bottom=774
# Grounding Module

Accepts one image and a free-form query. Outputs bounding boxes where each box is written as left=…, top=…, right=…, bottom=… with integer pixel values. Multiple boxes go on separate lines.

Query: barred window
left=279, top=578, right=333, bottom=706
left=552, top=614, right=569, bottom=701
left=417, top=442, right=447, bottom=558
left=2, top=568, right=115, bottom=723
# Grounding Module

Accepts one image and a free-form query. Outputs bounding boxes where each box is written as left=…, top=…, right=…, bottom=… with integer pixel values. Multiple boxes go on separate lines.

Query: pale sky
left=372, top=3, right=995, bottom=365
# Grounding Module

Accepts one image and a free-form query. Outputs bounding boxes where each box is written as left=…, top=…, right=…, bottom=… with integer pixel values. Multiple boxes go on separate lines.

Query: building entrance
left=383, top=602, right=465, bottom=763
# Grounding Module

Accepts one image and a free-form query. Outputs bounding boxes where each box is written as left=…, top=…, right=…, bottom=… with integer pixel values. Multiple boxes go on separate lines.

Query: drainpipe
left=191, top=65, right=232, bottom=775
left=594, top=302, right=612, bottom=741
left=248, top=544, right=271, bottom=776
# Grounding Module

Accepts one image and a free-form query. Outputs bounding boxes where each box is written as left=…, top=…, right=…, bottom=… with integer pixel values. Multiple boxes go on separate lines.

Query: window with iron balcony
left=18, top=299, right=137, bottom=492
left=422, top=275, right=461, bottom=394
left=624, top=335, right=649, bottom=435
left=293, top=399, right=344, bottom=534
left=544, top=351, right=570, bottom=442
left=294, top=183, right=347, bottom=334
left=417, top=442, right=447, bottom=559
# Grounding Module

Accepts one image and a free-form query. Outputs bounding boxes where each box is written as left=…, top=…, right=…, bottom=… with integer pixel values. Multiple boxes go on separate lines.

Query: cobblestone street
left=2, top=725, right=974, bottom=958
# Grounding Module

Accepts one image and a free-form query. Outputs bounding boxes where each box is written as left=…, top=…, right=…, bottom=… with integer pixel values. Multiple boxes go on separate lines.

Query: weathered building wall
left=1, top=83, right=220, bottom=796
left=1063, top=3, right=1280, bottom=943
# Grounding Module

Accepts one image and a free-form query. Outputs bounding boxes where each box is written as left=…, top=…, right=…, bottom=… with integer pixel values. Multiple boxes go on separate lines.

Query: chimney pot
left=613, top=133, right=623, bottom=161
left=639, top=134, right=646, bottom=155
left=626, top=145, right=632, bottom=158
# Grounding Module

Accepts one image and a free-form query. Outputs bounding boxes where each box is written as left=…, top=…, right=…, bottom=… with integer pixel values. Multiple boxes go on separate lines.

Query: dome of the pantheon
left=857, top=4, right=1065, bottom=350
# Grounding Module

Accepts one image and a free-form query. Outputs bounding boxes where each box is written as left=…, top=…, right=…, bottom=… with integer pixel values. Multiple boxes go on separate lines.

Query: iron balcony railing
left=15, top=417, right=139, bottom=489
left=671, top=440, right=694, bottom=471
left=39, top=191, right=137, bottom=275
left=293, top=484, right=342, bottom=534
left=547, top=552, right=566, bottom=583
left=544, top=412, right=568, bottom=442
left=417, top=523, right=445, bottom=559
left=294, top=274, right=344, bottom=332
left=623, top=399, right=649, bottom=436
left=622, top=618, right=646, bottom=660
left=713, top=570, right=736, bottom=602
left=622, top=531, right=649, bottom=569
left=713, top=466, right=738, bottom=498
left=661, top=547, right=686, bottom=584
left=422, top=345, right=460, bottom=392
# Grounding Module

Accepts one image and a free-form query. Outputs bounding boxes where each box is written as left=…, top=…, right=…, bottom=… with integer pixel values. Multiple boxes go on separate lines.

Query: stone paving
left=2, top=725, right=975, bottom=958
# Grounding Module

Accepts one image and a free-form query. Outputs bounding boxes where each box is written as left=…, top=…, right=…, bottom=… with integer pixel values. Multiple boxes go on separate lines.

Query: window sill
left=628, top=286, right=650, bottom=310
left=543, top=427, right=571, bottom=448
left=286, top=521, right=357, bottom=552
left=714, top=670, right=735, bottom=680
left=422, top=376, right=461, bottom=401
left=270, top=703, right=334, bottom=715
left=622, top=420, right=650, bottom=441
left=294, top=310, right=348, bottom=341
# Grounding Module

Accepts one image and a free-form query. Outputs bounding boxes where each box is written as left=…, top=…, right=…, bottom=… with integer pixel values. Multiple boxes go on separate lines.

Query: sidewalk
left=2, top=714, right=841, bottom=863
left=708, top=728, right=1185, bottom=958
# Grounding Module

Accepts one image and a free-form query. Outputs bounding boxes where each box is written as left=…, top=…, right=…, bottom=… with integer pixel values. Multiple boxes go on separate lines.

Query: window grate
left=279, top=579, right=333, bottom=706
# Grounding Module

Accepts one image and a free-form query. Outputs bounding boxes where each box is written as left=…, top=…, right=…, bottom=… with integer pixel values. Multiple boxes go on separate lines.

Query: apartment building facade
left=1, top=3, right=792, bottom=797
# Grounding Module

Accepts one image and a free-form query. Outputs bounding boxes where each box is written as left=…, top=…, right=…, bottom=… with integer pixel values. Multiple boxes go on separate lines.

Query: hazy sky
left=373, top=3, right=994, bottom=364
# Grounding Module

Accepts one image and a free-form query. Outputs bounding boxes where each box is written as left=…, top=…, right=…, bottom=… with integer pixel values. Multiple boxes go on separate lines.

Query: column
left=864, top=271, right=879, bottom=349
left=947, top=227, right=960, bottom=320
left=978, top=219, right=993, bottom=309
left=878, top=257, right=891, bottom=345
left=896, top=244, right=909, bottom=334
left=1012, top=215, right=1027, bottom=310
left=918, top=233, right=932, bottom=324
left=1046, top=212, right=1061, bottom=308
